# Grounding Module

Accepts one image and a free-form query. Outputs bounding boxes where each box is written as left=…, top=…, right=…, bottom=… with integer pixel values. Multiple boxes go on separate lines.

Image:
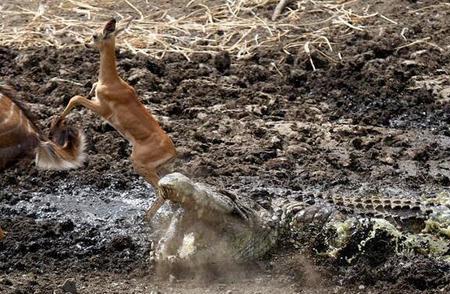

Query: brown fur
left=0, top=83, right=85, bottom=170
left=0, top=84, right=39, bottom=130
left=59, top=18, right=176, bottom=220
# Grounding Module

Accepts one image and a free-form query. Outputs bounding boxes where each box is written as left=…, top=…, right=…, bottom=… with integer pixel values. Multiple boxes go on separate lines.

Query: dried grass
left=0, top=0, right=428, bottom=62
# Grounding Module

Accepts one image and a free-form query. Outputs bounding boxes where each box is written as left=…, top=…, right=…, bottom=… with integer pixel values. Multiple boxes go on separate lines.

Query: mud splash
left=1, top=1, right=450, bottom=290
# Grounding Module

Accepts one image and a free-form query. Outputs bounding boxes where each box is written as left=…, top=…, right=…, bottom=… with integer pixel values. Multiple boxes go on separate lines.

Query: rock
left=127, top=68, right=147, bottom=84
left=214, top=51, right=231, bottom=73
left=169, top=274, right=176, bottom=284
left=0, top=278, right=13, bottom=286
left=286, top=144, right=310, bottom=156
left=15, top=54, right=38, bottom=68
left=40, top=81, right=58, bottom=95
left=57, top=219, right=75, bottom=233
left=197, top=112, right=208, bottom=120
left=288, top=69, right=307, bottom=86
left=61, top=278, right=77, bottom=294
left=108, top=235, right=134, bottom=251
left=380, top=156, right=395, bottom=165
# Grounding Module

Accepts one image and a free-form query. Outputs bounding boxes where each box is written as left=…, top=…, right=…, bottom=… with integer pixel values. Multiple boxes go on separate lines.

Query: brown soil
left=1, top=0, right=450, bottom=293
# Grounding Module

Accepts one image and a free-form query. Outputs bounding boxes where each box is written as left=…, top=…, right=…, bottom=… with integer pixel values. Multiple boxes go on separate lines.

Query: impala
left=57, top=18, right=177, bottom=221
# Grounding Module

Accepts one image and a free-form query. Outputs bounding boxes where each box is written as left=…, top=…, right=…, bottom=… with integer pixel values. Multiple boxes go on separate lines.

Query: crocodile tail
left=35, top=119, right=86, bottom=170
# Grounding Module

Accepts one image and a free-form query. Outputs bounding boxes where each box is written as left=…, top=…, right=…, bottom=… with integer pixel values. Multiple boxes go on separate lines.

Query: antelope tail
left=36, top=121, right=86, bottom=170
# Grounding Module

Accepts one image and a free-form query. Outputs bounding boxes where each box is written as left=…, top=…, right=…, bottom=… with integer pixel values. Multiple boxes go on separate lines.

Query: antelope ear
left=115, top=16, right=134, bottom=36
left=103, top=18, right=116, bottom=38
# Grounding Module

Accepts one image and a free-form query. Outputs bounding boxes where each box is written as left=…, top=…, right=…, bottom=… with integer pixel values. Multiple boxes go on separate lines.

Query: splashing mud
left=1, top=0, right=450, bottom=292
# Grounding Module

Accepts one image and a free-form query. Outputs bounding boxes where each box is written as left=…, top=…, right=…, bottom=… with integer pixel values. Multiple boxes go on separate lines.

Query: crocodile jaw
left=155, top=173, right=277, bottom=266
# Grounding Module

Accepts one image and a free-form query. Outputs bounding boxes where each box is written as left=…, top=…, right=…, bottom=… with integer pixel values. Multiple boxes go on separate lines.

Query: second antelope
left=0, top=84, right=85, bottom=171
left=57, top=18, right=177, bottom=221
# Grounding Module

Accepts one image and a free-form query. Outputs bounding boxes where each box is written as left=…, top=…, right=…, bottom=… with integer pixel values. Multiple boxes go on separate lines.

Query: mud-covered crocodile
left=151, top=173, right=450, bottom=268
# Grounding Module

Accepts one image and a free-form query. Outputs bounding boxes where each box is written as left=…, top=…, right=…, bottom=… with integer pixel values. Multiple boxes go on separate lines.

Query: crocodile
left=150, top=173, right=450, bottom=270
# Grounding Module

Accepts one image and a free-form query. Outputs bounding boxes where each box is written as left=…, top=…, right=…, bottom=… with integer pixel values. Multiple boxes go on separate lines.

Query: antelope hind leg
left=133, top=162, right=166, bottom=222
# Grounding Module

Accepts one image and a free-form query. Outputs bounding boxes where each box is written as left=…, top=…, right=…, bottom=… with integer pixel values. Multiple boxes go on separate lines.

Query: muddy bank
left=1, top=1, right=450, bottom=291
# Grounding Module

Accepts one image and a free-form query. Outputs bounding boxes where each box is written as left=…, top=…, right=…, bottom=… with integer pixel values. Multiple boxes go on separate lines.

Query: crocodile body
left=152, top=173, right=450, bottom=268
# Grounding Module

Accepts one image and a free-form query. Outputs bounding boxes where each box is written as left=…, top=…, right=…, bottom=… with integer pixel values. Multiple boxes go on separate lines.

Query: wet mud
left=1, top=0, right=450, bottom=292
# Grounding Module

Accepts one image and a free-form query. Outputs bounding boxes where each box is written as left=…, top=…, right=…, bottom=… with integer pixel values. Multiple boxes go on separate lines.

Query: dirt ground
left=1, top=0, right=450, bottom=293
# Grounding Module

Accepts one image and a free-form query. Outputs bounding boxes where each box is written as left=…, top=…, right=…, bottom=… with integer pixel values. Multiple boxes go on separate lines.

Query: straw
left=0, top=0, right=425, bottom=61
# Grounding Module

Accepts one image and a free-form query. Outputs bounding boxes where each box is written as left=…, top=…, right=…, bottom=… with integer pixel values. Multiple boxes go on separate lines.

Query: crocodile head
left=153, top=173, right=277, bottom=270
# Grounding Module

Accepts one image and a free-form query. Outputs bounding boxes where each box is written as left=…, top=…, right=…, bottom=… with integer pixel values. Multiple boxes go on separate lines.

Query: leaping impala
left=56, top=18, right=177, bottom=221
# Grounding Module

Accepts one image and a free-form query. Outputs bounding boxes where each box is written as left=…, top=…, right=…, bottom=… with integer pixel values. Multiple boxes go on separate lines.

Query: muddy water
left=1, top=4, right=450, bottom=289
left=7, top=179, right=152, bottom=233
left=1, top=177, right=157, bottom=270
